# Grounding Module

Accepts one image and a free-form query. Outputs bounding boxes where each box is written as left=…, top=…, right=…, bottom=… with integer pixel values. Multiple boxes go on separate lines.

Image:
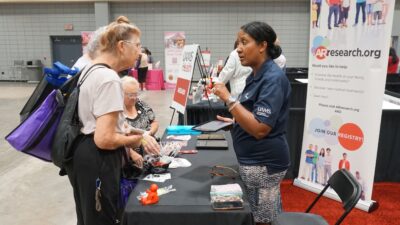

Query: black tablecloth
left=290, top=81, right=307, bottom=108
left=385, top=74, right=400, bottom=93
left=180, top=100, right=400, bottom=182
left=285, top=67, right=308, bottom=82
left=123, top=132, right=254, bottom=225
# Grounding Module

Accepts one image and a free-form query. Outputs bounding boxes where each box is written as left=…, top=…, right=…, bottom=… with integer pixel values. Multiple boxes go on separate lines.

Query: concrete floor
left=0, top=82, right=177, bottom=225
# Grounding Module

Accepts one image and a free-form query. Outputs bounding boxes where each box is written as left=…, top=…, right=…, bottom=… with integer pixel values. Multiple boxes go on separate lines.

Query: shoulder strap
left=78, top=63, right=111, bottom=87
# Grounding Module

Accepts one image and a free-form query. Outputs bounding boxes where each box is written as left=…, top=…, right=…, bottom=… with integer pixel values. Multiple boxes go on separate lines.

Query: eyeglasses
left=125, top=92, right=140, bottom=99
left=123, top=40, right=141, bottom=48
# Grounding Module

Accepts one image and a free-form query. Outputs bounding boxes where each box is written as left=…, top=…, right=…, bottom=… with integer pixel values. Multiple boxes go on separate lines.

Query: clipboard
left=192, top=120, right=233, bottom=132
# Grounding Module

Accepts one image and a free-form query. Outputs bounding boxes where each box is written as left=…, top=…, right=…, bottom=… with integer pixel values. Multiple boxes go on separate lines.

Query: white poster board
left=295, top=0, right=396, bottom=212
left=164, top=31, right=186, bottom=89
left=170, top=44, right=199, bottom=114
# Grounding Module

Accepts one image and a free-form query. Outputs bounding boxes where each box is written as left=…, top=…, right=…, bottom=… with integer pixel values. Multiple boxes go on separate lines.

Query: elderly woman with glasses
left=65, top=16, right=160, bottom=225
left=122, top=76, right=159, bottom=167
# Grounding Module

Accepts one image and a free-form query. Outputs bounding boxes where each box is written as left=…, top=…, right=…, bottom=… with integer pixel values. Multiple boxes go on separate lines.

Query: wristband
left=228, top=101, right=239, bottom=112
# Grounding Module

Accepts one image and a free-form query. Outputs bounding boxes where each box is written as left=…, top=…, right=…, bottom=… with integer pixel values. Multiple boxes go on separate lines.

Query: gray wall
left=0, top=3, right=94, bottom=80
left=0, top=1, right=399, bottom=80
left=110, top=1, right=309, bottom=80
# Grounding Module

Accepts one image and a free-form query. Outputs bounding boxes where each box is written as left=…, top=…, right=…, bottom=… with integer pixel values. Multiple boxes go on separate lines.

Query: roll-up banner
left=295, top=0, right=396, bottom=212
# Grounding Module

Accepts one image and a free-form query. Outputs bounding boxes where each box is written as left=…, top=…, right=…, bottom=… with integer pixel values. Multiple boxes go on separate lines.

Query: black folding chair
left=272, top=169, right=362, bottom=225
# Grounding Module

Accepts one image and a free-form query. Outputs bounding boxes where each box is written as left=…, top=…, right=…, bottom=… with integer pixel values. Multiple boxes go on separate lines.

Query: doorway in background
left=51, top=36, right=82, bottom=68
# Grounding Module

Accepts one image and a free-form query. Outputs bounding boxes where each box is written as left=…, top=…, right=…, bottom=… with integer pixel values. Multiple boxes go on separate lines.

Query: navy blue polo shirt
left=231, top=59, right=291, bottom=174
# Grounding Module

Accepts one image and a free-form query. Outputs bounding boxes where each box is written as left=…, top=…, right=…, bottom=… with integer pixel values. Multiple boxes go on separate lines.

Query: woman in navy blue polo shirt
left=212, top=21, right=291, bottom=225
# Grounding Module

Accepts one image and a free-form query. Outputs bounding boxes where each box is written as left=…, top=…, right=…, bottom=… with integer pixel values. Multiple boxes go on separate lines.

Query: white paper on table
left=382, top=100, right=400, bottom=110
left=169, top=158, right=192, bottom=168
left=137, top=185, right=176, bottom=200
left=295, top=78, right=308, bottom=83
left=166, top=135, right=192, bottom=141
left=142, top=173, right=171, bottom=183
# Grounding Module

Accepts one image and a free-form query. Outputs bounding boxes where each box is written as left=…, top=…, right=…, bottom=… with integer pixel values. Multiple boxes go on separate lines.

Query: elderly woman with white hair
left=121, top=76, right=159, bottom=167
left=122, top=76, right=159, bottom=135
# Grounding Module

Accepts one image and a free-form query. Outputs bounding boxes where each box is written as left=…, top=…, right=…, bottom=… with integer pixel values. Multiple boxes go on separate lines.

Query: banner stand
left=293, top=178, right=378, bottom=212
left=295, top=0, right=396, bottom=212
left=169, top=106, right=177, bottom=125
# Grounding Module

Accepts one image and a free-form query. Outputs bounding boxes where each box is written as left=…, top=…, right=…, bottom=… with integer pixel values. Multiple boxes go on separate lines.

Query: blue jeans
left=355, top=2, right=366, bottom=24
left=328, top=4, right=340, bottom=28
left=311, top=164, right=318, bottom=182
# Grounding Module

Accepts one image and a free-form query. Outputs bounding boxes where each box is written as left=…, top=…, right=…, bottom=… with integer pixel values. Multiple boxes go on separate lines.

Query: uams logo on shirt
left=311, top=36, right=330, bottom=60
left=256, top=107, right=271, bottom=118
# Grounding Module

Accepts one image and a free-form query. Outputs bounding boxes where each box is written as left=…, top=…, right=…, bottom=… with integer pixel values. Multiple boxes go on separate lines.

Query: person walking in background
left=317, top=148, right=325, bottom=184
left=212, top=21, right=291, bottom=225
left=326, top=0, right=341, bottom=29
left=353, top=0, right=366, bottom=26
left=388, top=47, right=399, bottom=74
left=142, top=47, right=154, bottom=64
left=323, top=147, right=332, bottom=185
left=65, top=16, right=160, bottom=225
left=312, top=1, right=319, bottom=28
left=137, top=47, right=149, bottom=91
left=339, top=152, right=351, bottom=170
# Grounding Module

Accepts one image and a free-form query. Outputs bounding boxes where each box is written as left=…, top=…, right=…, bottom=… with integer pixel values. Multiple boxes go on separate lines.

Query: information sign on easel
left=170, top=44, right=198, bottom=114
left=169, top=44, right=209, bottom=124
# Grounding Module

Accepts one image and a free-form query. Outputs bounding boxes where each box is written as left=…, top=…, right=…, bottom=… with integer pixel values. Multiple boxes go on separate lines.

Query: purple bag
left=5, top=90, right=63, bottom=161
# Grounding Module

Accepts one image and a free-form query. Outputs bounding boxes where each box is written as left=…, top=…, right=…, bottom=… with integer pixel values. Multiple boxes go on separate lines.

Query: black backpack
left=51, top=63, right=110, bottom=175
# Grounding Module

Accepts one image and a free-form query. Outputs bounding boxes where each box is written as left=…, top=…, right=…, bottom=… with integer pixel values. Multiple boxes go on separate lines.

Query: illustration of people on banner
left=311, top=0, right=395, bottom=29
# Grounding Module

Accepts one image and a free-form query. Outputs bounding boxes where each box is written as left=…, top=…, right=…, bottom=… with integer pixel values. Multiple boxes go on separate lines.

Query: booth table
left=385, top=74, right=400, bottom=93
left=178, top=99, right=400, bottom=182
left=130, top=69, right=165, bottom=90
left=122, top=132, right=254, bottom=225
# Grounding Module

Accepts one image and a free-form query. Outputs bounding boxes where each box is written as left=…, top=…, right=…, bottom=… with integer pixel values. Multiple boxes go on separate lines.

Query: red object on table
left=179, top=150, right=198, bottom=154
left=140, top=184, right=159, bottom=205
left=129, top=69, right=165, bottom=90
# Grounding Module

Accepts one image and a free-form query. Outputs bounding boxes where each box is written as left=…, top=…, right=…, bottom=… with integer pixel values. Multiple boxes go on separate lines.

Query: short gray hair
left=84, top=26, right=107, bottom=59
left=121, top=75, right=139, bottom=88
